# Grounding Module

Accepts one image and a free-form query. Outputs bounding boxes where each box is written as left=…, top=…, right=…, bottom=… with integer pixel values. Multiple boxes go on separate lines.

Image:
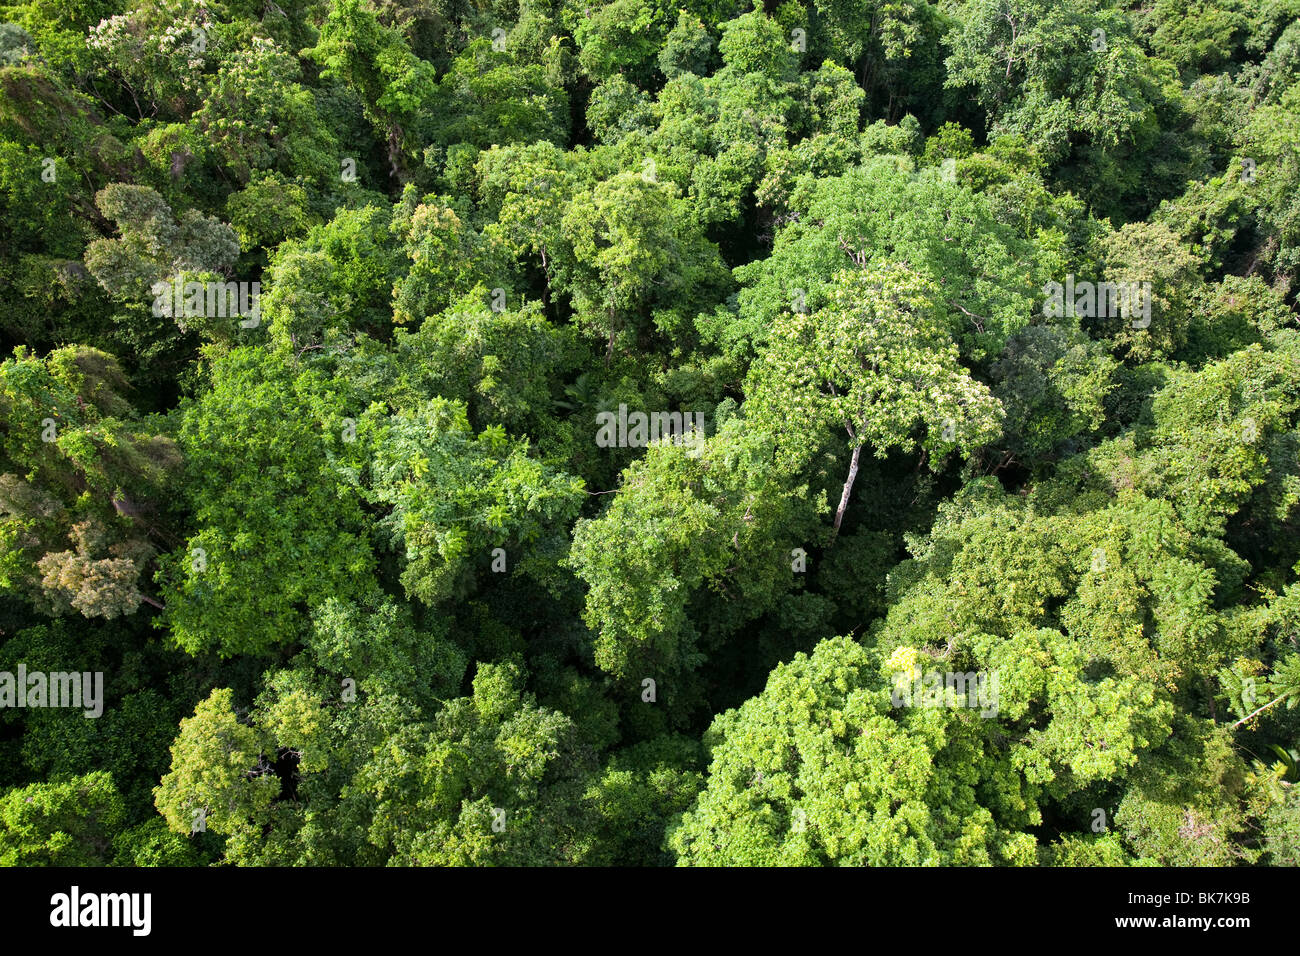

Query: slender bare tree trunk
left=832, top=443, right=862, bottom=538
left=1230, top=693, right=1290, bottom=729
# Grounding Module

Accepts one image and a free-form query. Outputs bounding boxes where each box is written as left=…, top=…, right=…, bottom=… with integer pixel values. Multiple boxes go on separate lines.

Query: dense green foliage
left=0, top=0, right=1297, bottom=866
